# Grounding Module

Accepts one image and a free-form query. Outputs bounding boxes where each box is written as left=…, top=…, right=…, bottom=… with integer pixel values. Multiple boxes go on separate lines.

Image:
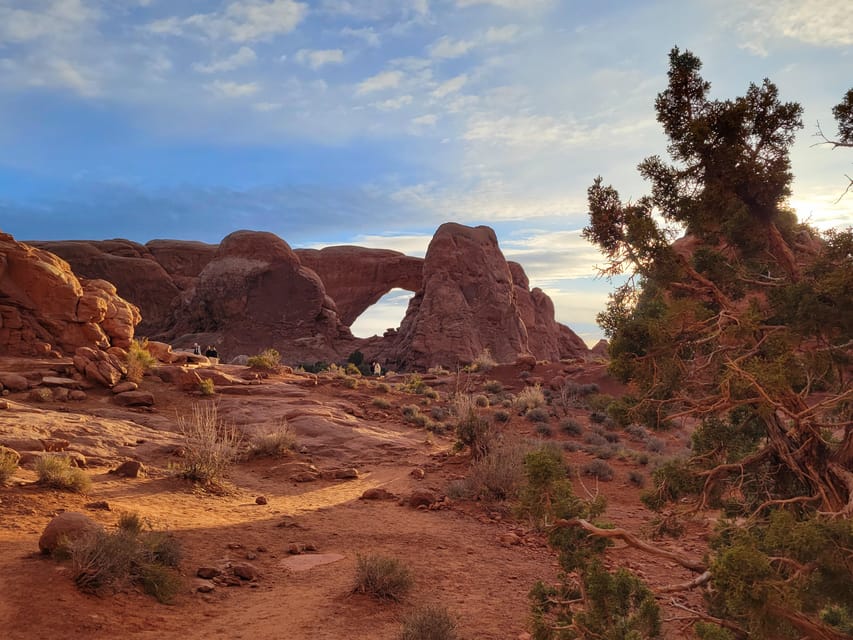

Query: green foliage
left=247, top=348, right=281, bottom=371
left=693, top=622, right=734, bottom=640
left=347, top=350, right=364, bottom=367
left=68, top=514, right=182, bottom=603
left=35, top=455, right=91, bottom=493
left=126, top=338, right=156, bottom=383
left=198, top=378, right=215, bottom=396
left=399, top=604, right=458, bottom=640
left=640, top=458, right=702, bottom=511
left=832, top=87, right=853, bottom=144
left=352, top=554, right=413, bottom=601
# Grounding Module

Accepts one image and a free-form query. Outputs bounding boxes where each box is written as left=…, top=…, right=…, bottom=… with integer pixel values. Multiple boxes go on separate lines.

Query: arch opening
left=349, top=288, right=414, bottom=338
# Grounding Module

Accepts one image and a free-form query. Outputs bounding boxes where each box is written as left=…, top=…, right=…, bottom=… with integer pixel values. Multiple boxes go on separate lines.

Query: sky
left=0, top=0, right=850, bottom=345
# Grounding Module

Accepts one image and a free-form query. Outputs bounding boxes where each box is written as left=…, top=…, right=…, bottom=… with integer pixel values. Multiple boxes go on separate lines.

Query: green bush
left=493, top=409, right=510, bottom=423
left=352, top=554, right=412, bottom=601
left=582, top=460, right=614, bottom=481
left=35, top=455, right=91, bottom=493
left=372, top=397, right=391, bottom=409
left=525, top=407, right=550, bottom=423
left=473, top=394, right=489, bottom=408
left=484, top=380, right=503, bottom=394
left=535, top=423, right=553, bottom=437
left=559, top=418, right=583, bottom=436
left=247, top=348, right=281, bottom=371
left=198, top=378, right=215, bottom=396
left=400, top=604, right=458, bottom=640
left=126, top=338, right=157, bottom=383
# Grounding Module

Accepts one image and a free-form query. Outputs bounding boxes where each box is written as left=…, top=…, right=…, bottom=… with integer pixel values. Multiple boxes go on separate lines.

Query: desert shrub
left=399, top=604, right=458, bottom=640
left=458, top=436, right=528, bottom=500
left=0, top=449, right=18, bottom=485
left=484, top=380, right=503, bottom=394
left=402, top=374, right=428, bottom=395
left=126, top=338, right=157, bottom=383
left=247, top=420, right=295, bottom=458
left=515, top=384, right=545, bottom=413
left=35, top=455, right=91, bottom=493
left=377, top=382, right=391, bottom=393
left=247, top=348, right=281, bottom=371
left=342, top=376, right=359, bottom=389
left=69, top=515, right=182, bottom=603
left=352, top=554, right=412, bottom=601
left=559, top=418, right=583, bottom=436
left=562, top=441, right=581, bottom=452
left=423, top=388, right=439, bottom=400
left=694, top=622, right=734, bottom=640
left=493, top=409, right=510, bottom=423
left=373, top=397, right=391, bottom=409
left=525, top=407, right=550, bottom=423
left=427, top=365, right=450, bottom=375
left=646, top=437, right=665, bottom=453
left=29, top=387, right=52, bottom=402
left=401, top=404, right=420, bottom=418
left=452, top=394, right=492, bottom=458
left=472, top=348, right=497, bottom=372
left=299, top=361, right=329, bottom=373
left=589, top=411, right=607, bottom=424
left=198, top=378, right=215, bottom=396
left=473, top=394, right=489, bottom=408
left=177, top=403, right=241, bottom=488
left=641, top=458, right=703, bottom=511
left=583, top=432, right=608, bottom=447
left=517, top=444, right=592, bottom=529
left=628, top=470, right=645, bottom=487
left=347, top=350, right=364, bottom=366
left=591, top=445, right=617, bottom=460
left=602, top=431, right=620, bottom=443
left=430, top=406, right=448, bottom=421
left=535, top=423, right=553, bottom=437
left=343, top=362, right=361, bottom=377
left=625, top=424, right=649, bottom=441
left=582, top=460, right=614, bottom=481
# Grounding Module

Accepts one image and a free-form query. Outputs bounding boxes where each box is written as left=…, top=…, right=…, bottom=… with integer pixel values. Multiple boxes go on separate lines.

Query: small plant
left=430, top=406, right=449, bottom=421
left=472, top=348, right=497, bottom=371
left=29, top=387, right=53, bottom=402
left=177, top=403, right=241, bottom=488
left=247, top=348, right=281, bottom=371
left=484, top=380, right=503, bottom=394
left=342, top=376, right=359, bottom=389
left=126, top=338, right=157, bottom=383
left=0, top=448, right=19, bottom=484
left=646, top=437, right=665, bottom=453
left=247, top=420, right=295, bottom=458
left=423, top=388, right=439, bottom=400
left=535, top=423, right=553, bottom=437
left=493, top=409, right=510, bottom=423
left=583, top=432, right=608, bottom=447
left=198, top=378, right=215, bottom=396
left=352, top=554, right=412, bottom=601
left=589, top=411, right=607, bottom=424
left=427, top=365, right=450, bottom=375
left=525, top=407, right=549, bottom=423
left=559, top=418, right=583, bottom=436
left=473, top=394, right=489, bottom=408
left=402, top=374, right=428, bottom=395
left=452, top=394, right=492, bottom=458
left=582, top=459, right=614, bottom=481
left=400, top=604, right=458, bottom=640
left=457, top=435, right=528, bottom=500
left=68, top=513, right=182, bottom=603
left=35, top=455, right=91, bottom=493
left=372, top=397, right=391, bottom=409
left=515, top=384, right=545, bottom=413
left=377, top=382, right=391, bottom=393
left=628, top=470, right=645, bottom=487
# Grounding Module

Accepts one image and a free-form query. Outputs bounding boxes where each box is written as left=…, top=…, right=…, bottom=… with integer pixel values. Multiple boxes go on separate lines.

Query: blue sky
left=0, top=0, right=850, bottom=344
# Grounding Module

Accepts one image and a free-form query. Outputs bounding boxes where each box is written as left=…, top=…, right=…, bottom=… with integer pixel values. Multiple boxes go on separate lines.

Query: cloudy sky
left=0, top=0, right=850, bottom=344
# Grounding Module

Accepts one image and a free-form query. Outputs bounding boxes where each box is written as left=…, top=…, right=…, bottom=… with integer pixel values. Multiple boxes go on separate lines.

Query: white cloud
left=411, top=114, right=437, bottom=126
left=295, top=48, right=345, bottom=69
left=432, top=74, right=467, bottom=98
left=0, top=0, right=99, bottom=43
left=253, top=101, right=283, bottom=111
left=483, top=24, right=520, bottom=43
left=150, top=0, right=307, bottom=43
left=341, top=26, right=380, bottom=47
left=429, top=35, right=474, bottom=59
left=206, top=79, right=260, bottom=97
left=356, top=70, right=404, bottom=94
left=346, top=233, right=433, bottom=255
left=456, top=0, right=552, bottom=8
left=728, top=0, right=852, bottom=53
left=372, top=95, right=413, bottom=110
left=46, top=58, right=99, bottom=96
left=193, top=46, right=257, bottom=73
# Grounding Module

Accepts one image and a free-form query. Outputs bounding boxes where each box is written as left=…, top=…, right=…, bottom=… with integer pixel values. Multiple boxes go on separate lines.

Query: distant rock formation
left=374, top=223, right=587, bottom=369
left=28, top=224, right=589, bottom=368
left=0, top=232, right=140, bottom=356
left=167, top=230, right=351, bottom=361
left=295, top=246, right=422, bottom=326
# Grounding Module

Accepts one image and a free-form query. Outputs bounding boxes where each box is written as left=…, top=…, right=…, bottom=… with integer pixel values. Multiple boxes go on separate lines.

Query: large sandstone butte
left=0, top=232, right=140, bottom=356
left=31, top=224, right=588, bottom=367
left=374, top=223, right=588, bottom=369
left=167, top=230, right=352, bottom=362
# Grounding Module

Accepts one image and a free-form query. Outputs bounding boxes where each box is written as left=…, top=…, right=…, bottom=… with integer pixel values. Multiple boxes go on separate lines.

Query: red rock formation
left=0, top=232, right=140, bottom=356
left=169, top=230, right=351, bottom=361
left=381, top=223, right=531, bottom=368
left=295, top=246, right=422, bottom=326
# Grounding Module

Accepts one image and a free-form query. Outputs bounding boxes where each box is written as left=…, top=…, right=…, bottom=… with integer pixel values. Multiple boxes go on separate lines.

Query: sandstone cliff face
left=295, top=246, right=422, bottom=326
left=169, top=230, right=350, bottom=361
left=0, top=232, right=140, bottom=356
left=381, top=223, right=531, bottom=369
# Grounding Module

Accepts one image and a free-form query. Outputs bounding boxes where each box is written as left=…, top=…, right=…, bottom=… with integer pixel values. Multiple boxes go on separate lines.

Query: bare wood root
left=669, top=600, right=749, bottom=639
left=550, top=518, right=707, bottom=573
left=659, top=570, right=712, bottom=593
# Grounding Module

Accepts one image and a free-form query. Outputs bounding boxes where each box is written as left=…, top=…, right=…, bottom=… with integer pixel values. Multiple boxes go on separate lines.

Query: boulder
left=0, top=373, right=29, bottom=392
left=112, top=391, right=154, bottom=407
left=39, top=512, right=103, bottom=554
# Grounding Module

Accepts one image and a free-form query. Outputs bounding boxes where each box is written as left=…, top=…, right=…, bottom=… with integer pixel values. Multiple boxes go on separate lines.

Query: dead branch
left=551, top=518, right=707, bottom=573
left=659, top=570, right=712, bottom=593
left=668, top=600, right=749, bottom=639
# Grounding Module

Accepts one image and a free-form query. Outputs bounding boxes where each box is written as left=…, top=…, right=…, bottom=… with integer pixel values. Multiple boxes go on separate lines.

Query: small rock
left=197, top=567, right=221, bottom=579
left=112, top=391, right=155, bottom=407
left=232, top=563, right=260, bottom=581
left=410, top=468, right=425, bottom=480
left=0, top=445, right=20, bottom=466
left=407, top=490, right=436, bottom=509
left=360, top=488, right=396, bottom=500
left=246, top=552, right=257, bottom=561
left=0, top=399, right=8, bottom=409
left=0, top=373, right=29, bottom=392
left=197, top=584, right=214, bottom=593
left=333, top=467, right=359, bottom=480
left=39, top=512, right=103, bottom=555
left=227, top=543, right=244, bottom=550
left=111, top=460, right=145, bottom=478
left=111, top=381, right=139, bottom=394
left=256, top=546, right=268, bottom=553
left=40, top=438, right=70, bottom=452
left=85, top=501, right=111, bottom=511
left=69, top=390, right=87, bottom=401
left=291, top=471, right=320, bottom=483
left=288, top=542, right=318, bottom=555
left=500, top=533, right=522, bottom=547
left=255, top=496, right=268, bottom=505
